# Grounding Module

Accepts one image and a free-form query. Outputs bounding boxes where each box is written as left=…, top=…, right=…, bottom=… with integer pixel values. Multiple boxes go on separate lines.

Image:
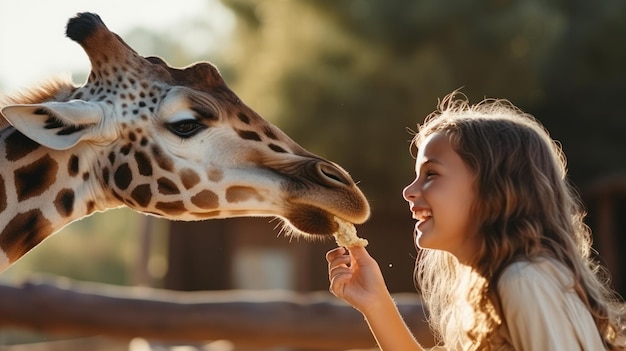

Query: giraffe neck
left=0, top=127, right=113, bottom=269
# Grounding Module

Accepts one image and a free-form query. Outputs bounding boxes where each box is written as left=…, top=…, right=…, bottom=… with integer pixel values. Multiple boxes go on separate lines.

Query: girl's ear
left=0, top=100, right=115, bottom=150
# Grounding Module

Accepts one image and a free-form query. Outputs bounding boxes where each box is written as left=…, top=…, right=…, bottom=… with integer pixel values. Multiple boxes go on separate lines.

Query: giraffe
left=0, top=12, right=370, bottom=271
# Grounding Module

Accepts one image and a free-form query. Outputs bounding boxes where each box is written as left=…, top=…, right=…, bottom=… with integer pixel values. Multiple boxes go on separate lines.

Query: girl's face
left=403, top=132, right=480, bottom=263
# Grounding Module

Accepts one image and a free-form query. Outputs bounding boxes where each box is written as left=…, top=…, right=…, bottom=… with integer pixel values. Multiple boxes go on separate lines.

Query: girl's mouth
left=412, top=208, right=433, bottom=223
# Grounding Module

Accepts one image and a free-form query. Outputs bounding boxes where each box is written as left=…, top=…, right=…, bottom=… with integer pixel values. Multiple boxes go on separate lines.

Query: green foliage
left=218, top=0, right=626, bottom=211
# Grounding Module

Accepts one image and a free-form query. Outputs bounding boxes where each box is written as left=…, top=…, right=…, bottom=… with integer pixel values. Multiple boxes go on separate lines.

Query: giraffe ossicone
left=0, top=12, right=370, bottom=270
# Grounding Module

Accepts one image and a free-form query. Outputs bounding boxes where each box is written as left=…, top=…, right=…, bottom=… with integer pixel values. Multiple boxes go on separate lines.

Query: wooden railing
left=0, top=277, right=435, bottom=350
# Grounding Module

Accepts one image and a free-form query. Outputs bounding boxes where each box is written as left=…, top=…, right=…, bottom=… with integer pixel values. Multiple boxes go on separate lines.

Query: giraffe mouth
left=282, top=205, right=344, bottom=238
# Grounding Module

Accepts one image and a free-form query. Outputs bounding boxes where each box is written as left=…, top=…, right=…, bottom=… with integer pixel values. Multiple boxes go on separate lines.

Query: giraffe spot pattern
left=120, top=144, right=132, bottom=155
left=157, top=177, right=180, bottom=195
left=225, top=186, right=265, bottom=203
left=236, top=129, right=262, bottom=142
left=86, top=201, right=96, bottom=213
left=263, top=126, right=278, bottom=140
left=15, top=155, right=58, bottom=202
left=5, top=130, right=41, bottom=162
left=68, top=155, right=80, bottom=177
left=111, top=190, right=124, bottom=203
left=237, top=112, right=250, bottom=124
left=191, top=189, right=219, bottom=209
left=134, top=151, right=153, bottom=176
left=151, top=145, right=174, bottom=172
left=207, top=168, right=224, bottom=182
left=131, top=184, right=152, bottom=207
left=180, top=168, right=200, bottom=189
left=102, top=167, right=110, bottom=185
left=0, top=175, right=6, bottom=214
left=268, top=144, right=287, bottom=153
left=155, top=201, right=186, bottom=215
left=114, top=163, right=132, bottom=190
left=55, top=188, right=75, bottom=217
left=0, top=209, right=52, bottom=263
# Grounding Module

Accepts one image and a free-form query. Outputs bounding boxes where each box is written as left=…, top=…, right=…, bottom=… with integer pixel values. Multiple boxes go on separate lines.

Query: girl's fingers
left=329, top=254, right=351, bottom=272
left=328, top=264, right=353, bottom=296
left=346, top=245, right=367, bottom=257
left=329, top=264, right=352, bottom=280
left=326, top=246, right=348, bottom=262
left=327, top=247, right=353, bottom=290
left=328, top=252, right=352, bottom=272
left=345, top=246, right=372, bottom=266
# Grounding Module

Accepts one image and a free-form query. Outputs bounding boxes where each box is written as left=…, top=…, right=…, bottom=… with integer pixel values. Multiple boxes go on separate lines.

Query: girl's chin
left=415, top=227, right=440, bottom=251
left=414, top=229, right=430, bottom=249
left=415, top=218, right=430, bottom=233
left=416, top=217, right=432, bottom=232
left=415, top=236, right=430, bottom=250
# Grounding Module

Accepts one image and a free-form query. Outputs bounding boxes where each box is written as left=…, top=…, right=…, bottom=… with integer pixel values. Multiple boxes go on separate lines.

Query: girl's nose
left=402, top=178, right=419, bottom=202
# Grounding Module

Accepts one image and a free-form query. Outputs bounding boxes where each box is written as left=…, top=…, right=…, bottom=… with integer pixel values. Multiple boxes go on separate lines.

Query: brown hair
left=413, top=91, right=625, bottom=349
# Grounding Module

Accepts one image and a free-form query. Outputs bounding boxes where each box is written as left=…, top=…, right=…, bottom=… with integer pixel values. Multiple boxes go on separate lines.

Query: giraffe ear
left=1, top=100, right=111, bottom=150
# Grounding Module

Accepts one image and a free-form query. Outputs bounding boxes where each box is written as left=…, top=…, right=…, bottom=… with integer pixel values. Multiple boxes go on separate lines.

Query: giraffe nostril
left=317, top=162, right=353, bottom=187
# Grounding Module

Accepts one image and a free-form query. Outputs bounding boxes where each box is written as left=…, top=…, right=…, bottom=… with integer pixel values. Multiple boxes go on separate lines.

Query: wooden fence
left=0, top=277, right=434, bottom=350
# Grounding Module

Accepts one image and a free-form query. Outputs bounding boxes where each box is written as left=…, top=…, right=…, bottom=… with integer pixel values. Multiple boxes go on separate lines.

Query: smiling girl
left=326, top=92, right=625, bottom=350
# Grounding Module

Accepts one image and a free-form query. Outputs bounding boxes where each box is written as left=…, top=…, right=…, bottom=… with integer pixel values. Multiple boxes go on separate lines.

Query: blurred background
left=0, top=0, right=625, bottom=349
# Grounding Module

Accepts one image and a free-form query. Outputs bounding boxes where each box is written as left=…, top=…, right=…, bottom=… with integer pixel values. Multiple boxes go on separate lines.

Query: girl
left=326, top=92, right=625, bottom=350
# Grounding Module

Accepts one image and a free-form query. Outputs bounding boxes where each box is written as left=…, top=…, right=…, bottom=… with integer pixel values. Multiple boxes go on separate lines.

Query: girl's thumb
left=347, top=245, right=370, bottom=261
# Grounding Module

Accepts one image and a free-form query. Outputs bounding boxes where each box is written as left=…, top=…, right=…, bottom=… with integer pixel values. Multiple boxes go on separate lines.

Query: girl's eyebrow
left=422, top=158, right=443, bottom=166
left=416, top=158, right=443, bottom=173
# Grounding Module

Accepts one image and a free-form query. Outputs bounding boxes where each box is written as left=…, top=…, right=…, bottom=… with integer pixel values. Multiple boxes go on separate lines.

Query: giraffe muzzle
left=316, top=162, right=354, bottom=188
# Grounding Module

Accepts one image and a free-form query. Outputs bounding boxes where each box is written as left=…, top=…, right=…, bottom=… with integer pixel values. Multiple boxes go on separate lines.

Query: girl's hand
left=327, top=247, right=426, bottom=350
left=326, top=246, right=390, bottom=314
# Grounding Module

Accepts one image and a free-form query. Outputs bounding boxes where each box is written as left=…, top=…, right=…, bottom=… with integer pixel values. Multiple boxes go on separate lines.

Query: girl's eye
left=166, top=119, right=207, bottom=138
left=425, top=171, right=438, bottom=179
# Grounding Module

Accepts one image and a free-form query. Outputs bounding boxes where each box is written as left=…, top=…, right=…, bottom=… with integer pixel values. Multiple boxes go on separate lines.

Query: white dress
left=429, top=258, right=607, bottom=350
left=493, top=258, right=606, bottom=350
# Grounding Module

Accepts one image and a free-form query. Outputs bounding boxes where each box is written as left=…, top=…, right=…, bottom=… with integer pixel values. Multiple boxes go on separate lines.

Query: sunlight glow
left=0, top=0, right=235, bottom=91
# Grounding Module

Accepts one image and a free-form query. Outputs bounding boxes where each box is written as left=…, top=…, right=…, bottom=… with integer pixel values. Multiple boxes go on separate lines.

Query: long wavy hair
left=412, top=92, right=625, bottom=350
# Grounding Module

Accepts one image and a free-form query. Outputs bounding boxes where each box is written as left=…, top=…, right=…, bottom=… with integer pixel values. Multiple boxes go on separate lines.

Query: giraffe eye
left=166, top=119, right=207, bottom=138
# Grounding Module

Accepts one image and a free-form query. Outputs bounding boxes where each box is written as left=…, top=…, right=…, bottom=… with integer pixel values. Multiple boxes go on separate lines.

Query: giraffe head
left=0, top=13, right=369, bottom=240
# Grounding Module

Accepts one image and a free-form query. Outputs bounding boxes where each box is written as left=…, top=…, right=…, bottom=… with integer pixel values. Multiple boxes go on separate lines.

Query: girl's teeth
left=415, top=210, right=432, bottom=221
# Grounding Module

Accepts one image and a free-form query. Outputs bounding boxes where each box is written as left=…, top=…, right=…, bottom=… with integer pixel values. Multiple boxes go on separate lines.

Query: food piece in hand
left=333, top=218, right=368, bottom=248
